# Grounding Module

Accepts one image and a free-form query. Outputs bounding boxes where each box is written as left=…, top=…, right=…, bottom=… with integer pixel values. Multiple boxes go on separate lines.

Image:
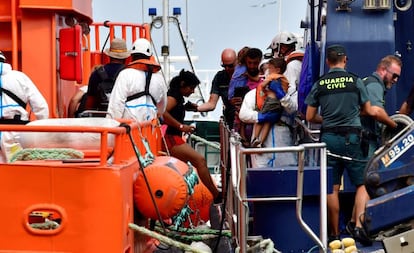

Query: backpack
left=75, top=66, right=119, bottom=117
left=96, top=66, right=116, bottom=111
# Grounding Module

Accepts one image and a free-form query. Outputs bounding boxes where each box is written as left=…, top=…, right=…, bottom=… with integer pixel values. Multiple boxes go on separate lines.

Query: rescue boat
left=2, top=1, right=414, bottom=253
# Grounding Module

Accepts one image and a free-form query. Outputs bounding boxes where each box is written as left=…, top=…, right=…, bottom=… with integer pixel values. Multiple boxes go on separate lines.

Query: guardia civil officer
left=305, top=44, right=374, bottom=246
left=360, top=55, right=401, bottom=158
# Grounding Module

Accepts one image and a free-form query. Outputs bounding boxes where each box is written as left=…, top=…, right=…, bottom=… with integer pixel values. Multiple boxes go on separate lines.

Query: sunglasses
left=221, top=63, right=235, bottom=68
left=386, top=68, right=400, bottom=80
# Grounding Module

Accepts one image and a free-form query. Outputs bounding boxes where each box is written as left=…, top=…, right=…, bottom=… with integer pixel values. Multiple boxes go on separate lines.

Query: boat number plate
left=380, top=132, right=414, bottom=167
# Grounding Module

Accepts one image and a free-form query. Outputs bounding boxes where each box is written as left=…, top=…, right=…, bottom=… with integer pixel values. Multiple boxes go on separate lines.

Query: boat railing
left=227, top=131, right=328, bottom=253
left=0, top=119, right=160, bottom=167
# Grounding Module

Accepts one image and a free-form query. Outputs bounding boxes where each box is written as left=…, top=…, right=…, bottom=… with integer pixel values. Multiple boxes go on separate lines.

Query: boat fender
left=344, top=245, right=358, bottom=253
left=329, top=239, right=342, bottom=250
left=133, top=156, right=194, bottom=220
left=341, top=237, right=355, bottom=248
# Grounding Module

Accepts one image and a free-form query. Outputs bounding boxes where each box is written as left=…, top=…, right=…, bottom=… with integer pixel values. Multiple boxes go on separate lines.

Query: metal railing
left=227, top=131, right=328, bottom=253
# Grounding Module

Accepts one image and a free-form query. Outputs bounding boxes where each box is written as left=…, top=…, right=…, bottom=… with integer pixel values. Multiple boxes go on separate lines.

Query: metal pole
left=278, top=0, right=282, bottom=33
left=162, top=0, right=170, bottom=81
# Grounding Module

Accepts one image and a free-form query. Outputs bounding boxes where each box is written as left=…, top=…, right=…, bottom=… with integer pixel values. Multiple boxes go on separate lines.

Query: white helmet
left=131, top=38, right=152, bottom=56
left=268, top=31, right=298, bottom=54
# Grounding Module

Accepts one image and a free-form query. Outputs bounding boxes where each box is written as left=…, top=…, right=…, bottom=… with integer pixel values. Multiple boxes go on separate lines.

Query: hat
left=327, top=44, right=346, bottom=56
left=131, top=38, right=152, bottom=57
left=104, top=38, right=130, bottom=59
left=0, top=51, right=5, bottom=62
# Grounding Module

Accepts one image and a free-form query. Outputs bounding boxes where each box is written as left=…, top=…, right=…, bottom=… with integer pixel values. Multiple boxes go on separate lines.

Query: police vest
left=316, top=70, right=359, bottom=97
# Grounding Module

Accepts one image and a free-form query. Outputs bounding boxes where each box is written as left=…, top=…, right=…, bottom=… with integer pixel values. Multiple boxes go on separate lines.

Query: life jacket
left=127, top=58, right=161, bottom=73
left=255, top=83, right=266, bottom=111
left=286, top=51, right=304, bottom=64
left=125, top=59, right=161, bottom=105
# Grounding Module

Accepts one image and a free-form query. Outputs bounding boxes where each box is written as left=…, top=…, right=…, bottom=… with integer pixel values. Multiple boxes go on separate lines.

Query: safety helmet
left=131, top=38, right=152, bottom=57
left=268, top=31, right=298, bottom=57
left=0, top=51, right=5, bottom=62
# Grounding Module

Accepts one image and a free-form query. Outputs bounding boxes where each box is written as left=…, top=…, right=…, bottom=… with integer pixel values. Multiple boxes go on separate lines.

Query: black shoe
left=346, top=221, right=356, bottom=236
left=353, top=227, right=373, bottom=246
left=328, top=234, right=340, bottom=243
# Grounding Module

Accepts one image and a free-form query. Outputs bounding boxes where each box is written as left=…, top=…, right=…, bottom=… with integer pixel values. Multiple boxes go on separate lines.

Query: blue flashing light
left=148, top=8, right=157, bottom=16
left=173, top=7, right=181, bottom=16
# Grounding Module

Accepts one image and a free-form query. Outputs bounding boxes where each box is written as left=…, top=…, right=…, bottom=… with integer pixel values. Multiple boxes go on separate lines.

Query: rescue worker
left=305, top=44, right=374, bottom=246
left=0, top=51, right=49, bottom=161
left=268, top=31, right=303, bottom=117
left=239, top=48, right=296, bottom=167
left=106, top=38, right=167, bottom=122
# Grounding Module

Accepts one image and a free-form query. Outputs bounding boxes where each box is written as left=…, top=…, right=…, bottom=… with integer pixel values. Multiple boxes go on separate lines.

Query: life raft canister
left=133, top=156, right=193, bottom=220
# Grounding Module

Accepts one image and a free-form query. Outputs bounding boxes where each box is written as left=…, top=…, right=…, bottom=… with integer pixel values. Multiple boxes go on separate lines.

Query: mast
left=162, top=0, right=170, bottom=81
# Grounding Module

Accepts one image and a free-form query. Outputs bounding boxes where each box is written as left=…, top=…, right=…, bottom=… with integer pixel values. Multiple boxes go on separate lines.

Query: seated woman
left=162, top=69, right=221, bottom=203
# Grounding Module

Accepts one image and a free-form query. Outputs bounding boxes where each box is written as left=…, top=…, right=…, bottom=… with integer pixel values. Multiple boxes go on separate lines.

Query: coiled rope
left=10, top=148, right=84, bottom=162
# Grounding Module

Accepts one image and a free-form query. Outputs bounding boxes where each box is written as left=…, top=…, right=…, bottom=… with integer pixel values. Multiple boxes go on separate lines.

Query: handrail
left=0, top=120, right=154, bottom=167
left=229, top=135, right=328, bottom=253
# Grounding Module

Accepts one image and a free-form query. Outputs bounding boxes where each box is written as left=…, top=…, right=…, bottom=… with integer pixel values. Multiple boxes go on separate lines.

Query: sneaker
left=346, top=221, right=356, bottom=236
left=353, top=227, right=373, bottom=246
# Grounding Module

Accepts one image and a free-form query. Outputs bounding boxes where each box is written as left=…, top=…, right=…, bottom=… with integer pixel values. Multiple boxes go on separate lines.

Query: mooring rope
left=190, top=134, right=220, bottom=150
left=234, top=238, right=281, bottom=253
left=129, top=223, right=210, bottom=253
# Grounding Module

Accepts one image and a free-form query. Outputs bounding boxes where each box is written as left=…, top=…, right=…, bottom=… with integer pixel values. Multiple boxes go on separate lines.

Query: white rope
left=234, top=238, right=281, bottom=253
left=129, top=223, right=210, bottom=253
left=190, top=134, right=220, bottom=150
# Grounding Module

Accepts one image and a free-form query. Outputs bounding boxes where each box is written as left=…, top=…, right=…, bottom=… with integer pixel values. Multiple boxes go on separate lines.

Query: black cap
left=327, top=44, right=346, bottom=56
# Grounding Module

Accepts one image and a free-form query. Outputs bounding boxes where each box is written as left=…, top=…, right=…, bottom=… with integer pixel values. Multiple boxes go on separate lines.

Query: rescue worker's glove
left=258, top=111, right=280, bottom=124
left=268, top=80, right=286, bottom=99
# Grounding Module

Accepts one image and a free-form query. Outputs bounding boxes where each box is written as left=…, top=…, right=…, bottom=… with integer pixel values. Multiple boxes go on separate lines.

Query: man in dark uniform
left=305, top=44, right=374, bottom=246
left=196, top=48, right=237, bottom=128
left=360, top=55, right=401, bottom=158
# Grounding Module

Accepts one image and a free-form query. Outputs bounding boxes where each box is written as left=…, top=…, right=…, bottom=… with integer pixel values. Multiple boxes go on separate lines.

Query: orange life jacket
left=127, top=57, right=161, bottom=73
left=255, top=83, right=267, bottom=111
